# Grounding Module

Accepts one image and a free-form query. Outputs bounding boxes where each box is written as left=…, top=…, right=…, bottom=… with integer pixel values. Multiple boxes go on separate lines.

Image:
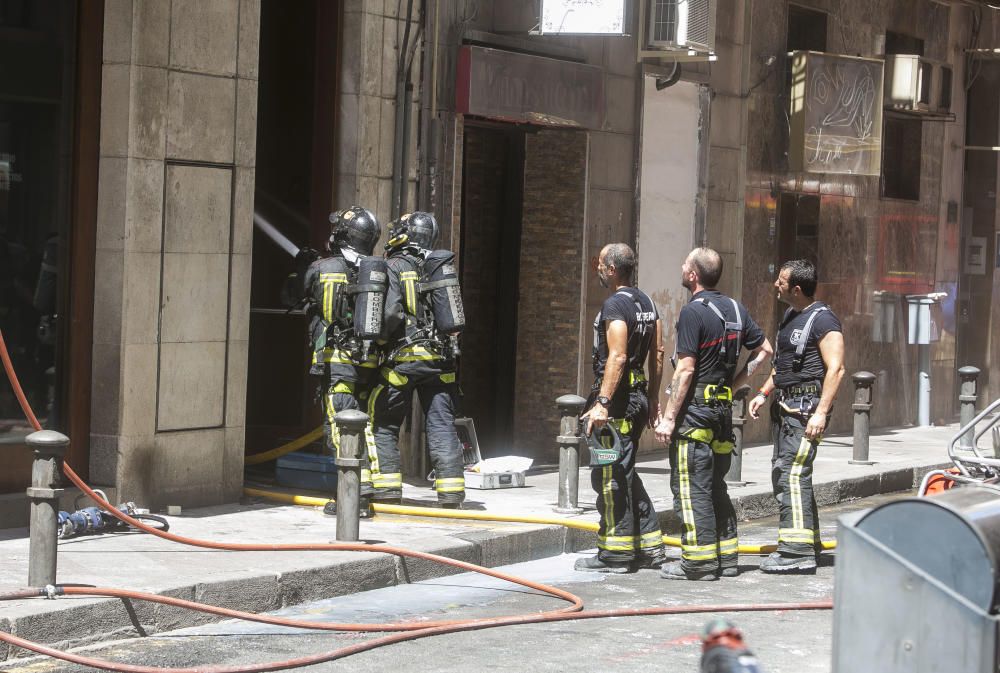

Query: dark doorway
left=246, top=0, right=338, bottom=455
left=459, top=124, right=525, bottom=457
left=0, top=0, right=100, bottom=493
left=959, top=60, right=1000, bottom=400
left=778, top=192, right=820, bottom=265
left=775, top=192, right=820, bottom=317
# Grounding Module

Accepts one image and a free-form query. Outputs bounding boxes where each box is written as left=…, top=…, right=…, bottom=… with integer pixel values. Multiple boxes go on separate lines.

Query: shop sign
left=456, top=46, right=605, bottom=129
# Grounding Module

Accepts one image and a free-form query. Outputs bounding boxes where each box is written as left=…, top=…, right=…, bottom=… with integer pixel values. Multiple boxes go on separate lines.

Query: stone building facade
left=2, top=0, right=999, bottom=519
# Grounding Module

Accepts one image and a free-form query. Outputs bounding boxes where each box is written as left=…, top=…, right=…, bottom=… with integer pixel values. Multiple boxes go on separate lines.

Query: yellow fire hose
left=243, top=486, right=837, bottom=555
left=244, top=427, right=324, bottom=465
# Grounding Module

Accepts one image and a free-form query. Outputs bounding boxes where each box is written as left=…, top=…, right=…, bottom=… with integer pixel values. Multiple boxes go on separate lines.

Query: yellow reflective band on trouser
left=789, top=436, right=812, bottom=531
left=677, top=440, right=697, bottom=546
left=599, top=535, right=636, bottom=552
left=629, top=370, right=647, bottom=386
left=439, top=372, right=456, bottom=384
left=380, top=368, right=409, bottom=388
left=434, top=477, right=465, bottom=493
left=601, top=464, right=615, bottom=536
left=639, top=530, right=663, bottom=551
left=778, top=528, right=818, bottom=545
left=332, top=381, right=355, bottom=394
left=372, top=473, right=402, bottom=489
left=719, top=538, right=739, bottom=555
left=366, top=384, right=386, bottom=474
left=680, top=427, right=714, bottom=443
left=363, top=418, right=377, bottom=474
left=325, top=394, right=341, bottom=452
left=681, top=542, right=719, bottom=562
left=711, top=440, right=734, bottom=455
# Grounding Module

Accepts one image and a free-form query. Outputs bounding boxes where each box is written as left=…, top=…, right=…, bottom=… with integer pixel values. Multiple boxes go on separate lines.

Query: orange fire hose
left=0, top=327, right=832, bottom=672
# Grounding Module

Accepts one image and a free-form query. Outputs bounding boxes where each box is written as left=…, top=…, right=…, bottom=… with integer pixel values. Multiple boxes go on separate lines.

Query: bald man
left=656, top=247, right=772, bottom=581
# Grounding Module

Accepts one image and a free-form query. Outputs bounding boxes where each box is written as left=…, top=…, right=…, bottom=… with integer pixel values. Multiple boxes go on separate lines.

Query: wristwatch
left=596, top=395, right=611, bottom=407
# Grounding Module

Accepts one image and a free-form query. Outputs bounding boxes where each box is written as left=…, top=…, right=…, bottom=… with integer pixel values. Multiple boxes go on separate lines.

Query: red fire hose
left=0, top=327, right=832, bottom=672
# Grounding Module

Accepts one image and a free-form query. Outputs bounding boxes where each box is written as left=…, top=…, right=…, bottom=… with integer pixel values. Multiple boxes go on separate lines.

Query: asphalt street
left=1, top=494, right=907, bottom=673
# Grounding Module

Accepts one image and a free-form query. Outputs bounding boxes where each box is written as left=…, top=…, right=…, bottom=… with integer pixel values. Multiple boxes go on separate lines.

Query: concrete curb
left=0, top=460, right=952, bottom=661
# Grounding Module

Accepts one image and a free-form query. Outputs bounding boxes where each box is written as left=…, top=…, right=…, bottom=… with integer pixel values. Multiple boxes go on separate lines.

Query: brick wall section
left=514, top=130, right=588, bottom=463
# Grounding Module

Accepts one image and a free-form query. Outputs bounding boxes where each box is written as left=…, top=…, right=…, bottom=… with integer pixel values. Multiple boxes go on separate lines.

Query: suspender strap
left=417, top=278, right=460, bottom=293
left=793, top=304, right=829, bottom=370
left=700, top=297, right=743, bottom=358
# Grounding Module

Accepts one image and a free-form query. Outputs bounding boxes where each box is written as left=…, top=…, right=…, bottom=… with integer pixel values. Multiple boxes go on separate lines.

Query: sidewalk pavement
left=0, top=422, right=963, bottom=661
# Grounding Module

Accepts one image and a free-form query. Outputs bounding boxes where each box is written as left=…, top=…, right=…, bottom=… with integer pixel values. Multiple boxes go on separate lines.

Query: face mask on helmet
left=330, top=206, right=380, bottom=256
left=388, top=211, right=439, bottom=250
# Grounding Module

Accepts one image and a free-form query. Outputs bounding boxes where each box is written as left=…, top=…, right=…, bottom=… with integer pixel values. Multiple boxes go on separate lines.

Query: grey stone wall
left=91, top=0, right=260, bottom=508
left=728, top=0, right=974, bottom=441
left=336, top=0, right=420, bottom=241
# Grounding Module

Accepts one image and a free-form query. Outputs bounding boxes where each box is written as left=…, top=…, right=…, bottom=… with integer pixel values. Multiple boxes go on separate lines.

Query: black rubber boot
left=659, top=560, right=718, bottom=581
left=574, top=555, right=632, bottom=574
left=632, top=551, right=667, bottom=570
left=759, top=551, right=817, bottom=574
left=437, top=490, right=465, bottom=508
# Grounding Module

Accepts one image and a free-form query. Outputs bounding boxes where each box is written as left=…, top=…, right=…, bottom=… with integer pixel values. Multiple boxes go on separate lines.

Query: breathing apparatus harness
left=671, top=296, right=744, bottom=407
left=383, top=239, right=465, bottom=364
left=775, top=302, right=829, bottom=416
left=321, top=249, right=386, bottom=366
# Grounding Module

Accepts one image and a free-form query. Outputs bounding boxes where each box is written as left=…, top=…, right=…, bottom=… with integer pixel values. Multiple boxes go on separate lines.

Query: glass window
left=0, top=2, right=78, bottom=458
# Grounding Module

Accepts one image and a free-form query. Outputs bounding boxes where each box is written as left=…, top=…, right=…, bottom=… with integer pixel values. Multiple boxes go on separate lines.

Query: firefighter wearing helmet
left=301, top=206, right=387, bottom=510
left=368, top=211, right=467, bottom=507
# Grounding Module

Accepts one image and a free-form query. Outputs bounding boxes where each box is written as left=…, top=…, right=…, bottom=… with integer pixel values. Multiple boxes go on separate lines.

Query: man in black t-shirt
left=655, top=247, right=771, bottom=581
left=575, top=243, right=666, bottom=574
left=748, top=259, right=845, bottom=574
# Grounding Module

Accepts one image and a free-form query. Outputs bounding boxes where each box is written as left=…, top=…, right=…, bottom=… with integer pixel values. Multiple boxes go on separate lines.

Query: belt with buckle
left=692, top=383, right=733, bottom=405
left=782, top=382, right=821, bottom=397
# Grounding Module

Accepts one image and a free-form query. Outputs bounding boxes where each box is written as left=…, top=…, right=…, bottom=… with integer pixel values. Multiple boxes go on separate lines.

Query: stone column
left=91, top=0, right=260, bottom=509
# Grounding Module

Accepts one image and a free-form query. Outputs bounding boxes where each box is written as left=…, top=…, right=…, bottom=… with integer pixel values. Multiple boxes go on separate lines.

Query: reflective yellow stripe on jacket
left=320, top=272, right=347, bottom=324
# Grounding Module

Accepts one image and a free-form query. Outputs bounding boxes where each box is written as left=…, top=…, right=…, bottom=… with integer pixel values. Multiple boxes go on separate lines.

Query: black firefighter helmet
left=387, top=211, right=439, bottom=251
left=329, top=206, right=380, bottom=256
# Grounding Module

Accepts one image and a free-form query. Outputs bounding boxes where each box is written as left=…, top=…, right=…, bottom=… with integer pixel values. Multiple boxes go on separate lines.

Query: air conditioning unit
left=647, top=0, right=716, bottom=53
left=884, top=54, right=933, bottom=111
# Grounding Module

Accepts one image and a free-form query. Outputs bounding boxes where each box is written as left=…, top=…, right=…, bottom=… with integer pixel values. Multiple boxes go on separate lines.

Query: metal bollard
left=725, top=387, right=750, bottom=484
left=333, top=409, right=368, bottom=542
left=554, top=394, right=587, bottom=514
left=849, top=371, right=876, bottom=465
left=26, top=430, right=68, bottom=587
left=958, top=366, right=980, bottom=451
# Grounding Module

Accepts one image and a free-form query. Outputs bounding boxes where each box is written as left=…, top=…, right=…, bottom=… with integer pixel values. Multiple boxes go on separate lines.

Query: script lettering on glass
left=789, top=52, right=884, bottom=175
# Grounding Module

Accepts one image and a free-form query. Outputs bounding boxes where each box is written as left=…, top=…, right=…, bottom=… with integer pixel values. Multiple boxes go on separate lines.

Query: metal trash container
left=834, top=484, right=1000, bottom=672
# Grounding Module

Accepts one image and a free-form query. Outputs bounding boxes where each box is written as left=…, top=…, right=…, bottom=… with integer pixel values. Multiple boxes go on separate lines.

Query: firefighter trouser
left=669, top=424, right=738, bottom=574
left=771, top=407, right=820, bottom=556
left=589, top=393, right=664, bottom=564
left=368, top=368, right=465, bottom=503
left=323, top=379, right=376, bottom=498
